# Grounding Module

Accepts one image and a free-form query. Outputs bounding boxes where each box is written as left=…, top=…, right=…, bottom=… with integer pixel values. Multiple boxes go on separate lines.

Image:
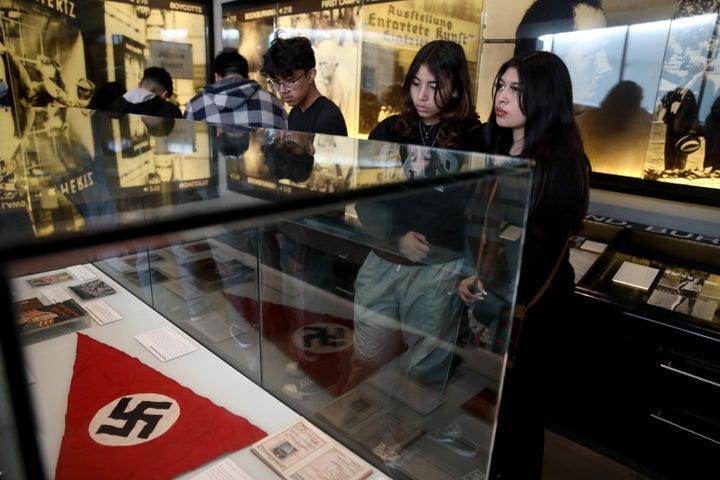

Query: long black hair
left=485, top=51, right=590, bottom=236
left=394, top=40, right=479, bottom=148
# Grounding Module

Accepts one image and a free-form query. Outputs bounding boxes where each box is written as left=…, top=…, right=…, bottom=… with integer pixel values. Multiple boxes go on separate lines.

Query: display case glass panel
left=0, top=107, right=532, bottom=479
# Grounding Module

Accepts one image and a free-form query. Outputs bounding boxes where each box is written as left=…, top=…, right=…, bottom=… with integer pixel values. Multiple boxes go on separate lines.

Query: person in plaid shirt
left=184, top=50, right=287, bottom=129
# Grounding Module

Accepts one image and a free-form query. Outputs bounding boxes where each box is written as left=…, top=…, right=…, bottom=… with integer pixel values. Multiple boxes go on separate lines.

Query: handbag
left=469, top=179, right=568, bottom=368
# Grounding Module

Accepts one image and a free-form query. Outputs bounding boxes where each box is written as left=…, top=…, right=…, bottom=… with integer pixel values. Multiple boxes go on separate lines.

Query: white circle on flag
left=291, top=322, right=352, bottom=354
left=89, top=393, right=180, bottom=446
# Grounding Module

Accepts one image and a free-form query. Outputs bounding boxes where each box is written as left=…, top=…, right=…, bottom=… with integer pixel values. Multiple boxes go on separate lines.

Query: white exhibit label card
left=41, top=287, right=73, bottom=303
left=580, top=239, right=607, bottom=253
left=499, top=224, right=523, bottom=241
left=67, top=265, right=96, bottom=281
left=189, top=457, right=253, bottom=480
left=84, top=300, right=122, bottom=325
left=135, top=326, right=198, bottom=362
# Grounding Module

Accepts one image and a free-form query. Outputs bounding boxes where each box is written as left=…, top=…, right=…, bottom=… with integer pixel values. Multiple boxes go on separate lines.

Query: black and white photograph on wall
left=509, top=0, right=666, bottom=178
left=101, top=0, right=208, bottom=113
left=0, top=22, right=31, bottom=229
left=221, top=4, right=276, bottom=83
left=497, top=0, right=714, bottom=189
left=0, top=1, right=92, bottom=109
left=275, top=0, right=361, bottom=136
left=359, top=0, right=482, bottom=137
left=0, top=0, right=208, bottom=114
left=642, top=0, right=720, bottom=186
left=515, top=0, right=619, bottom=108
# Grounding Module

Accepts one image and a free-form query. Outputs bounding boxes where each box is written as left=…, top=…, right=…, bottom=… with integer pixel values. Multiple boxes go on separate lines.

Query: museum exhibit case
left=547, top=218, right=720, bottom=479
left=0, top=106, right=532, bottom=479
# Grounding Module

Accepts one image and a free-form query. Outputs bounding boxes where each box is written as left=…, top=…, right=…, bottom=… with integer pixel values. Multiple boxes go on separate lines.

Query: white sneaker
left=282, top=375, right=319, bottom=400
left=285, top=361, right=303, bottom=377
left=230, top=324, right=255, bottom=349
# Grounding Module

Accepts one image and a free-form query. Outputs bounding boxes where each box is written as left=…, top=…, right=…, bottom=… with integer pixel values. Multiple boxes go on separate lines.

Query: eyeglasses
left=268, top=72, right=306, bottom=92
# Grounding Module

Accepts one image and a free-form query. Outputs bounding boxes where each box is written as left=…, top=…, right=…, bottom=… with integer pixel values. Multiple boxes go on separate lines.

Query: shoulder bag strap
left=473, top=179, right=500, bottom=283
left=514, top=238, right=570, bottom=319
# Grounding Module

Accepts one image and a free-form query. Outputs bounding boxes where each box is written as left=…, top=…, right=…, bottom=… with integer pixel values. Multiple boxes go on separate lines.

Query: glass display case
left=574, top=219, right=720, bottom=332
left=0, top=107, right=531, bottom=479
left=554, top=218, right=720, bottom=478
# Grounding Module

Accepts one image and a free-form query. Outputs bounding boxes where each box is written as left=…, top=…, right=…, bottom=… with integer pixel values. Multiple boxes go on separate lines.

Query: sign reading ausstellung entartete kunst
left=222, top=0, right=482, bottom=137
left=361, top=0, right=480, bottom=48
left=359, top=0, right=482, bottom=135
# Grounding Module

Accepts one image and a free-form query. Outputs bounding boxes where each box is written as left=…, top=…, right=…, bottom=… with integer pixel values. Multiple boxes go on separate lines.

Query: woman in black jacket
left=458, top=51, right=591, bottom=479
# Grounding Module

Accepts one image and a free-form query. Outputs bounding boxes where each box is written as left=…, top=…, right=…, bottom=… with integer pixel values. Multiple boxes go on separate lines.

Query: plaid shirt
left=183, top=77, right=287, bottom=129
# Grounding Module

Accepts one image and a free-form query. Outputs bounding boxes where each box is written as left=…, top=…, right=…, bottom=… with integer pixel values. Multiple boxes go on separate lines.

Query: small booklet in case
left=251, top=418, right=373, bottom=480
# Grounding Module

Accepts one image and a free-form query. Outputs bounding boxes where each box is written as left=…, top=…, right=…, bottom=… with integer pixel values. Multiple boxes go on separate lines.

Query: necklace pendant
left=418, top=122, right=438, bottom=147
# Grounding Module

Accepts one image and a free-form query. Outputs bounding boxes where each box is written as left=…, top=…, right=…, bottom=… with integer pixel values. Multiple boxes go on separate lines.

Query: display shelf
left=549, top=220, right=720, bottom=479
left=578, top=227, right=720, bottom=334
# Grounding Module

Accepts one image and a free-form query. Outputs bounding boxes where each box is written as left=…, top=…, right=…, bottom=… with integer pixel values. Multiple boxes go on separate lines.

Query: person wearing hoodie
left=107, top=66, right=182, bottom=118
left=184, top=50, right=287, bottom=129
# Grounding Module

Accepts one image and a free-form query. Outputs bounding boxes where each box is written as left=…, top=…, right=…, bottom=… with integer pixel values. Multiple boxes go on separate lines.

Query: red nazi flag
left=55, top=334, right=266, bottom=479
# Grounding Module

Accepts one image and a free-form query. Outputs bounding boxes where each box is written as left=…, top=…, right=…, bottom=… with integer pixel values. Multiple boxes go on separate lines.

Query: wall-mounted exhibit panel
left=0, top=0, right=210, bottom=115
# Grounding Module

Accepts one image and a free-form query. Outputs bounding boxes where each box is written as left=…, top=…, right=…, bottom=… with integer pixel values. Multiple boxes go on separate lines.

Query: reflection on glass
left=625, top=20, right=670, bottom=114
left=576, top=80, right=653, bottom=176
left=552, top=25, right=625, bottom=109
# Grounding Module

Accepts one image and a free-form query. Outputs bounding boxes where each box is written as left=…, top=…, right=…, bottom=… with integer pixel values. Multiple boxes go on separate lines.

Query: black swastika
left=301, top=325, right=347, bottom=348
left=96, top=396, right=173, bottom=439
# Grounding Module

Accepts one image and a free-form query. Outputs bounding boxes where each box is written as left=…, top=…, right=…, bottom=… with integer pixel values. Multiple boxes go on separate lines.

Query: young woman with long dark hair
left=368, top=39, right=482, bottom=150
left=342, top=40, right=483, bottom=394
left=459, top=51, right=591, bottom=479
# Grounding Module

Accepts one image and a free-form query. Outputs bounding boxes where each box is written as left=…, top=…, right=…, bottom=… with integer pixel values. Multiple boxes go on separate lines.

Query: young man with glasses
left=261, top=34, right=348, bottom=136
left=260, top=34, right=348, bottom=401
